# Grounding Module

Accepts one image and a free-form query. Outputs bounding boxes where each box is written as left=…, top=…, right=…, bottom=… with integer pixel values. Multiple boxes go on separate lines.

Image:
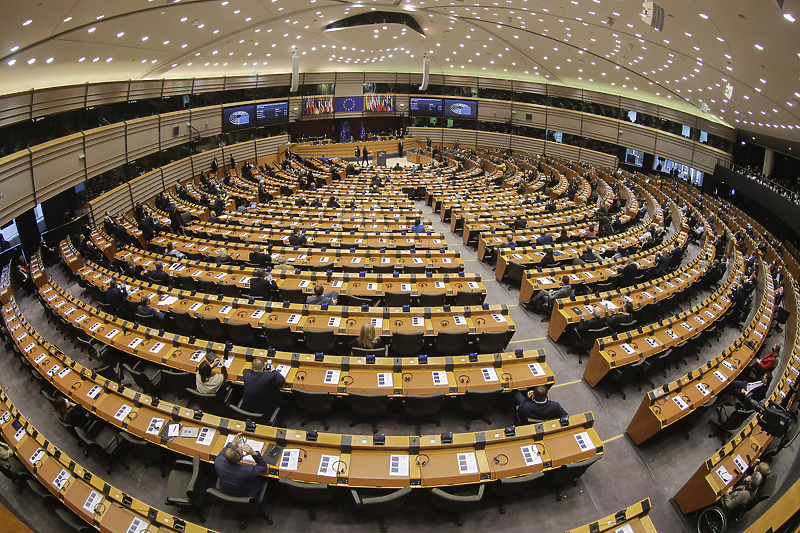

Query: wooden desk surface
left=563, top=498, right=658, bottom=533
left=5, top=297, right=602, bottom=489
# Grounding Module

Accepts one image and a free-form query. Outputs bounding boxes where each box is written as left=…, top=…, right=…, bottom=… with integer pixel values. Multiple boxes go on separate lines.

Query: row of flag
left=304, top=95, right=334, bottom=115
left=365, top=94, right=395, bottom=112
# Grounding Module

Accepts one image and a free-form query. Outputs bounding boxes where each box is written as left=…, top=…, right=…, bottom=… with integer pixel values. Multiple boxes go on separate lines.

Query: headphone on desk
left=415, top=454, right=429, bottom=466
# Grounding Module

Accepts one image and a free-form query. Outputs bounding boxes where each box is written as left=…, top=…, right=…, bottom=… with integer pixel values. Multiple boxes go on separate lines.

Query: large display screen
left=409, top=97, right=443, bottom=116
left=444, top=98, right=478, bottom=119
left=256, top=101, right=289, bottom=125
left=222, top=104, right=256, bottom=132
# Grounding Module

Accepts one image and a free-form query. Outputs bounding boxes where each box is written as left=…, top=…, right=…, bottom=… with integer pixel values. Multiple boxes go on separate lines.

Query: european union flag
left=360, top=123, right=366, bottom=139
left=335, top=96, right=363, bottom=113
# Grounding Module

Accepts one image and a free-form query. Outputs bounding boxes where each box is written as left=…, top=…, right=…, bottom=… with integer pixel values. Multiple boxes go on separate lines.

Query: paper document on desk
left=716, top=465, right=733, bottom=485
left=146, top=418, right=165, bottom=435
left=317, top=455, right=341, bottom=477
left=126, top=517, right=149, bottom=533
left=599, top=300, right=617, bottom=310
left=389, top=455, right=409, bottom=477
left=614, top=525, right=635, bottom=533
left=298, top=280, right=311, bottom=288
left=276, top=365, right=290, bottom=378
left=481, top=368, right=499, bottom=382
left=224, top=435, right=265, bottom=463
left=457, top=452, right=478, bottom=474
left=324, top=369, right=341, bottom=384
left=280, top=449, right=300, bottom=470
left=327, top=317, right=342, bottom=327
left=528, top=363, right=544, bottom=377
left=432, top=371, right=448, bottom=386
left=377, top=373, right=393, bottom=388
left=520, top=445, right=543, bottom=466
left=196, top=427, right=216, bottom=446
left=52, top=469, right=70, bottom=491
left=574, top=431, right=594, bottom=451
left=83, top=491, right=104, bottom=513
left=714, top=370, right=727, bottom=383
left=114, top=405, right=133, bottom=421
left=157, top=296, right=178, bottom=306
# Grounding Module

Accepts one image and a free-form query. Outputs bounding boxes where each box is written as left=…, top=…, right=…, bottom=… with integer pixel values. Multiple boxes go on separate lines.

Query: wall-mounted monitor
left=409, top=97, right=443, bottom=116
left=256, top=101, right=289, bottom=125
left=222, top=104, right=256, bottom=132
left=444, top=98, right=478, bottom=119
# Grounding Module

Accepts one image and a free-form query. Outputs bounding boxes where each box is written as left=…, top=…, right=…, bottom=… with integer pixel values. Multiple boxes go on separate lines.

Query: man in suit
left=214, top=433, right=268, bottom=500
left=305, top=283, right=338, bottom=305
left=294, top=195, right=307, bottom=207
left=288, top=228, right=308, bottom=246
left=578, top=306, right=606, bottom=336
left=536, top=233, right=554, bottom=246
left=728, top=372, right=772, bottom=404
left=309, top=197, right=323, bottom=208
left=211, top=157, right=218, bottom=175
left=241, top=358, right=287, bottom=417
left=523, top=275, right=574, bottom=310
left=250, top=269, right=276, bottom=300
left=249, top=247, right=269, bottom=266
left=326, top=196, right=340, bottom=208
left=136, top=295, right=165, bottom=324
left=617, top=261, right=639, bottom=286
left=605, top=302, right=634, bottom=333
left=123, top=261, right=144, bottom=280
left=510, top=215, right=527, bottom=230
left=513, top=385, right=569, bottom=421
left=578, top=247, right=599, bottom=264
left=105, top=279, right=128, bottom=316
left=149, top=262, right=173, bottom=286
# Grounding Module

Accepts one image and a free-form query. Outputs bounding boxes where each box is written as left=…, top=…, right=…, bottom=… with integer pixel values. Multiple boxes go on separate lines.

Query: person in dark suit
left=309, top=198, right=323, bottom=208
left=211, top=157, right=218, bottom=175
left=294, top=195, right=307, bottom=207
left=617, top=261, right=639, bottom=285
left=510, top=215, right=527, bottom=230
left=288, top=228, right=308, bottom=246
left=327, top=196, right=340, bottom=208
left=536, top=233, right=554, bottom=246
left=605, top=302, right=634, bottom=333
left=578, top=306, right=607, bottom=335
left=169, top=206, right=184, bottom=235
left=305, top=283, right=338, bottom=305
left=728, top=372, right=772, bottom=404
left=241, top=358, right=287, bottom=417
left=136, top=295, right=165, bottom=324
left=249, top=247, right=268, bottom=266
left=361, top=147, right=369, bottom=166
left=214, top=433, right=268, bottom=500
left=105, top=279, right=128, bottom=316
left=149, top=262, right=173, bottom=286
left=123, top=261, right=143, bottom=280
left=513, top=385, right=568, bottom=421
left=250, top=269, right=276, bottom=300
left=229, top=155, right=236, bottom=172
left=523, top=275, right=574, bottom=310
left=578, top=247, right=599, bottom=263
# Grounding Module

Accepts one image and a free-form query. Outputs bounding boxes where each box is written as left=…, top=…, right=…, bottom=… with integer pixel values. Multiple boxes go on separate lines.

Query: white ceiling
left=1, top=0, right=799, bottom=143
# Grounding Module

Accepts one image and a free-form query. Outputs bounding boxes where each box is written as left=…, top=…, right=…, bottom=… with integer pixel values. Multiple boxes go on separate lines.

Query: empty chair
left=165, top=454, right=208, bottom=522
left=418, top=292, right=446, bottom=307
left=207, top=479, right=272, bottom=530
left=435, top=331, right=469, bottom=356
left=461, top=388, right=502, bottom=430
left=197, top=278, right=219, bottom=295
left=200, top=317, right=227, bottom=342
left=177, top=276, right=197, bottom=291
left=75, top=422, right=128, bottom=475
left=305, top=329, right=336, bottom=354
left=492, top=471, right=545, bottom=514
left=604, top=357, right=646, bottom=400
left=351, top=486, right=412, bottom=533
left=280, top=288, right=305, bottom=304
left=219, top=283, right=240, bottom=298
left=504, top=262, right=526, bottom=287
left=226, top=322, right=259, bottom=347
left=348, top=393, right=389, bottom=433
left=708, top=403, right=754, bottom=445
left=135, top=312, right=161, bottom=330
left=568, top=325, right=611, bottom=364
left=229, top=403, right=281, bottom=427
left=162, top=370, right=195, bottom=400
left=264, top=325, right=295, bottom=351
left=351, top=347, right=386, bottom=357
left=185, top=388, right=233, bottom=417
left=279, top=479, right=333, bottom=521
left=294, top=389, right=332, bottom=430
left=402, top=393, right=444, bottom=435
left=437, top=265, right=462, bottom=274
left=118, top=431, right=168, bottom=477
left=171, top=311, right=199, bottom=336
left=346, top=295, right=376, bottom=307
left=391, top=332, right=424, bottom=357
left=429, top=484, right=485, bottom=527
left=371, top=265, right=395, bottom=274
left=122, top=362, right=164, bottom=396
left=54, top=508, right=98, bottom=533
left=476, top=331, right=510, bottom=354
left=402, top=265, right=426, bottom=274
left=384, top=291, right=412, bottom=307
left=454, top=291, right=482, bottom=306
left=549, top=454, right=602, bottom=501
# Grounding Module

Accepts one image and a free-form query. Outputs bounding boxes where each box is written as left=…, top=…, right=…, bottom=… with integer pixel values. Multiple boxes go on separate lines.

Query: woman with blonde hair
left=349, top=322, right=384, bottom=352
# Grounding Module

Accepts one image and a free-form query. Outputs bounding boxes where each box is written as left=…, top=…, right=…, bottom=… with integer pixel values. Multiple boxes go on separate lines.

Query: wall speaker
left=419, top=55, right=430, bottom=91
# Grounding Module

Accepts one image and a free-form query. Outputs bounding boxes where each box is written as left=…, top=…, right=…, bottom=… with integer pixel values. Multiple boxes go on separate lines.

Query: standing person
left=362, top=146, right=369, bottom=166
left=211, top=157, right=218, bottom=176
left=397, top=139, right=403, bottom=155
left=229, top=154, right=236, bottom=172
left=169, top=206, right=184, bottom=235
left=355, top=146, right=360, bottom=159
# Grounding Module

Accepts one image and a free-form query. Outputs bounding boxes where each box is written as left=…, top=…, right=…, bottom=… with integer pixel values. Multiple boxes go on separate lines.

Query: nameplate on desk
left=574, top=431, right=593, bottom=451
left=319, top=257, right=330, bottom=263
left=412, top=317, right=424, bottom=327
left=83, top=491, right=103, bottom=513
left=381, top=258, right=391, bottom=264
left=287, top=314, right=301, bottom=325
left=105, top=329, right=120, bottom=339
left=716, top=465, right=733, bottom=484
left=75, top=314, right=87, bottom=323
left=219, top=306, right=232, bottom=315
left=672, top=396, right=689, bottom=410
left=481, top=368, right=499, bottom=382
left=442, top=258, right=452, bottom=264
left=114, top=405, right=133, bottom=421
left=491, top=314, right=507, bottom=323
left=54, top=300, right=66, bottom=309
left=324, top=370, right=341, bottom=384
left=620, top=344, right=636, bottom=355
left=721, top=361, right=737, bottom=371
left=126, top=338, right=143, bottom=350
left=520, top=445, right=543, bottom=466
left=47, top=365, right=60, bottom=377
left=653, top=286, right=664, bottom=293
left=196, top=427, right=216, bottom=446
left=457, top=452, right=479, bottom=474
left=377, top=373, right=394, bottom=387
left=666, top=330, right=678, bottom=340
left=467, top=282, right=480, bottom=289
left=142, top=260, right=154, bottom=267
left=146, top=418, right=165, bottom=435
left=149, top=342, right=166, bottom=354
left=28, top=448, right=45, bottom=465
left=327, top=317, right=342, bottom=327
left=696, top=383, right=711, bottom=396
left=57, top=367, right=71, bottom=379
left=89, top=323, right=102, bottom=332
left=371, top=318, right=383, bottom=328
left=754, top=330, right=763, bottom=339
left=713, top=370, right=727, bottom=383
left=432, top=371, right=447, bottom=385
left=354, top=239, right=363, bottom=244
left=52, top=469, right=70, bottom=491
left=528, top=363, right=544, bottom=377
left=713, top=303, right=723, bottom=311
left=733, top=454, right=748, bottom=474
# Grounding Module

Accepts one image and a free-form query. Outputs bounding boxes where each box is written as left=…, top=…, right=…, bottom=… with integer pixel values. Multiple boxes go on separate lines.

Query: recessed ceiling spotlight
left=88, top=27, right=96, bottom=33
left=7, top=59, right=15, bottom=65
left=784, top=13, right=795, bottom=22
left=699, top=13, right=708, bottom=19
left=754, top=44, right=763, bottom=50
left=22, top=20, right=32, bottom=26
left=117, top=32, right=124, bottom=37
left=46, top=57, right=53, bottom=63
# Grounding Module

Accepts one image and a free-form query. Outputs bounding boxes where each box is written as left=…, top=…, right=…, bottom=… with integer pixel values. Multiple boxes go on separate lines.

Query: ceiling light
left=46, top=57, right=53, bottom=63
left=699, top=13, right=708, bottom=19
left=10, top=46, right=19, bottom=52
left=7, top=59, right=15, bottom=66
left=88, top=27, right=96, bottom=33
left=107, top=57, right=113, bottom=62
left=78, top=57, right=85, bottom=62
left=142, top=36, right=149, bottom=41
left=754, top=44, right=763, bottom=50
left=117, top=32, right=124, bottom=37
left=784, top=13, right=795, bottom=22
left=163, top=40, right=169, bottom=44
left=27, top=58, right=35, bottom=64
left=63, top=17, right=72, bottom=22
left=181, top=17, right=188, bottom=21
left=22, top=20, right=32, bottom=26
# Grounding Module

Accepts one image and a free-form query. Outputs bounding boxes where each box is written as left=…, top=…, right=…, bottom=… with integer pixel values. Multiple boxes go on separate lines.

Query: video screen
left=256, top=101, right=289, bottom=125
left=444, top=99, right=478, bottom=119
left=409, top=97, right=443, bottom=116
left=222, top=105, right=256, bottom=132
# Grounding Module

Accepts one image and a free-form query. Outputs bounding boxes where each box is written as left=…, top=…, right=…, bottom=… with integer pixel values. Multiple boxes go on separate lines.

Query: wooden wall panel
left=223, top=142, right=257, bottom=167
left=128, top=80, right=163, bottom=101
left=162, top=78, right=193, bottom=97
left=30, top=134, right=85, bottom=202
left=193, top=77, right=227, bottom=94
left=84, top=124, right=127, bottom=180
left=161, top=160, right=192, bottom=190
left=255, top=135, right=289, bottom=161
left=129, top=169, right=165, bottom=206
left=617, top=122, right=657, bottom=153
left=189, top=106, right=222, bottom=138
left=582, top=114, right=620, bottom=144
left=191, top=148, right=224, bottom=178
left=579, top=148, right=616, bottom=170
left=476, top=131, right=511, bottom=150
left=510, top=135, right=544, bottom=154
left=477, top=99, right=512, bottom=122
left=544, top=141, right=580, bottom=161
left=0, top=91, right=32, bottom=129
left=86, top=82, right=129, bottom=107
left=0, top=151, right=35, bottom=226
left=364, top=72, right=398, bottom=84
left=32, top=86, right=85, bottom=118
left=90, top=183, right=132, bottom=222
left=225, top=76, right=259, bottom=90
left=655, top=133, right=694, bottom=166
left=159, top=110, right=193, bottom=151
left=511, top=102, right=547, bottom=129
left=303, top=72, right=336, bottom=85
left=546, top=108, right=583, bottom=136
left=125, top=116, right=161, bottom=162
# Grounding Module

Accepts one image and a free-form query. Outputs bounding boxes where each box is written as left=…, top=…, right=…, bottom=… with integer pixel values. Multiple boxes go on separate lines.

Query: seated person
left=214, top=433, right=268, bottom=500
left=578, top=247, right=599, bottom=263
left=166, top=242, right=185, bottom=260
left=513, top=385, right=569, bottom=421
left=578, top=306, right=606, bottom=334
left=309, top=197, right=323, bottom=208
left=250, top=268, right=277, bottom=299
left=539, top=249, right=556, bottom=267
left=749, top=343, right=780, bottom=378
left=348, top=322, right=385, bottom=352
left=726, top=372, right=772, bottom=404
left=721, top=462, right=770, bottom=515
left=105, top=279, right=128, bottom=315
left=306, top=283, right=338, bottom=305
left=555, top=228, right=570, bottom=245
left=523, top=275, right=573, bottom=310
left=326, top=196, right=340, bottom=208
left=510, top=215, right=527, bottom=230
left=288, top=228, right=308, bottom=246
left=136, top=295, right=165, bottom=324
left=272, top=256, right=291, bottom=272
left=249, top=247, right=269, bottom=266
left=149, top=262, right=173, bottom=286
left=411, top=218, right=426, bottom=233
left=196, top=353, right=228, bottom=395
left=536, top=233, right=554, bottom=246
left=215, top=249, right=233, bottom=265
left=583, top=225, right=597, bottom=238
left=241, top=358, right=287, bottom=416
left=617, top=261, right=639, bottom=285
left=605, top=302, right=635, bottom=332
left=124, top=260, right=144, bottom=280
left=294, top=195, right=306, bottom=207
left=54, top=398, right=92, bottom=429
